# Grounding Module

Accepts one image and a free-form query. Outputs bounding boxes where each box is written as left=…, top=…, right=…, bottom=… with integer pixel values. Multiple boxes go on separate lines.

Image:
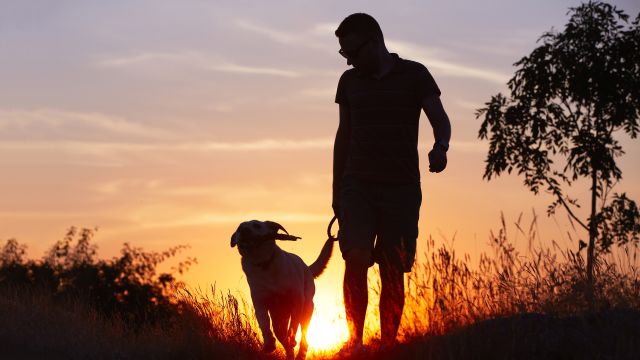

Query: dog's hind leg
left=296, top=301, right=314, bottom=360
left=286, top=300, right=304, bottom=360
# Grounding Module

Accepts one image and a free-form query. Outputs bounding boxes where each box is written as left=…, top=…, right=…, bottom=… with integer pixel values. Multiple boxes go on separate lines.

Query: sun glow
left=302, top=312, right=350, bottom=352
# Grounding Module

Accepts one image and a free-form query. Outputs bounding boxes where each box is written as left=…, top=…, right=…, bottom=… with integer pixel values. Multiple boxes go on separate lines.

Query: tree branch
left=548, top=181, right=589, bottom=231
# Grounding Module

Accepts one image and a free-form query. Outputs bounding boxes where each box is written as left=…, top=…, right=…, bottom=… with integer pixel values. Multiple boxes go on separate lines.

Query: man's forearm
left=432, top=112, right=451, bottom=145
left=423, top=95, right=451, bottom=146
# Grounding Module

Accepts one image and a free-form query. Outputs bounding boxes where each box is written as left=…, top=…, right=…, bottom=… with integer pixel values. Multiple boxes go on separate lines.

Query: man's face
left=339, top=33, right=377, bottom=73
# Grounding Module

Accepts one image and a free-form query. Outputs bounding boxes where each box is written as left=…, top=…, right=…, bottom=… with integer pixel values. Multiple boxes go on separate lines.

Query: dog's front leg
left=252, top=294, right=276, bottom=353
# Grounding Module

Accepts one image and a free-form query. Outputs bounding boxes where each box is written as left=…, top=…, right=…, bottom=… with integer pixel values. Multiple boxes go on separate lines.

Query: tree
left=476, top=1, right=640, bottom=306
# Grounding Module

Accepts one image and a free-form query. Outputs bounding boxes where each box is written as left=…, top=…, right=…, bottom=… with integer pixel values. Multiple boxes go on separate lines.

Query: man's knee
left=344, top=248, right=372, bottom=269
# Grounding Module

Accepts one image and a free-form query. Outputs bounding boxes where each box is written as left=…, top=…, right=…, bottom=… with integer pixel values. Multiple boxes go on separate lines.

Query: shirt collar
left=356, top=53, right=402, bottom=79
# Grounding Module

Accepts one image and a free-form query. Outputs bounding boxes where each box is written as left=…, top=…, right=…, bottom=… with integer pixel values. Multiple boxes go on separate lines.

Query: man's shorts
left=338, top=175, right=422, bottom=273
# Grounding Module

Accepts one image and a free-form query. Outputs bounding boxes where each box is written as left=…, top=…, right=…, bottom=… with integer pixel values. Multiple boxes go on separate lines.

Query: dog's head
left=230, top=220, right=300, bottom=260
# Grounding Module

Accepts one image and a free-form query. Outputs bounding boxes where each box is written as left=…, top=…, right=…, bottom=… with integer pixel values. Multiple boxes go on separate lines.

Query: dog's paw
left=262, top=339, right=276, bottom=353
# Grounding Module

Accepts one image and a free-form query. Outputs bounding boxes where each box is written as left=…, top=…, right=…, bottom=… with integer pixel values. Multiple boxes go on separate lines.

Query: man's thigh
left=338, top=177, right=376, bottom=266
left=373, top=182, right=421, bottom=273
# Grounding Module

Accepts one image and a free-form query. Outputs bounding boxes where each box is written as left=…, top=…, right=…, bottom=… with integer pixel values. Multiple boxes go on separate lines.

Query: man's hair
left=335, top=13, right=384, bottom=41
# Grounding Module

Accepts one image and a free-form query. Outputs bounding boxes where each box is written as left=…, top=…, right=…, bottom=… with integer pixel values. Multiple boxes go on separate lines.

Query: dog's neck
left=250, top=245, right=279, bottom=270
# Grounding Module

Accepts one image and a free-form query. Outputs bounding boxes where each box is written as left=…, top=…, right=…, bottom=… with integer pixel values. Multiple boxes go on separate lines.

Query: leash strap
left=327, top=215, right=339, bottom=241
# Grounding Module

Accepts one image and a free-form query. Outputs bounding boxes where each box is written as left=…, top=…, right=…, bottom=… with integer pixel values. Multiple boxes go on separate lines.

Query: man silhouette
left=333, top=13, right=451, bottom=352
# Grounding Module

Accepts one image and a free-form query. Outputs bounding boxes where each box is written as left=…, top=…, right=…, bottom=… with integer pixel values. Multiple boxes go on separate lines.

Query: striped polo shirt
left=335, top=53, right=441, bottom=184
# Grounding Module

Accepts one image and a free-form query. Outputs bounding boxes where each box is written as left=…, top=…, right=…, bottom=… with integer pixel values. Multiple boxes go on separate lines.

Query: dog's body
left=231, top=220, right=334, bottom=360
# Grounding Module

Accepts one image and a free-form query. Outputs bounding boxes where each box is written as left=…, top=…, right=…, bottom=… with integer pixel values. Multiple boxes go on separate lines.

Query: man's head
left=335, top=13, right=386, bottom=72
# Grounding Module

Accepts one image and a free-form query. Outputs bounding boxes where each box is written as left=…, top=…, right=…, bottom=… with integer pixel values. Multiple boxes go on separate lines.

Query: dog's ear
left=265, top=221, right=301, bottom=241
left=265, top=221, right=289, bottom=235
left=230, top=231, right=240, bottom=247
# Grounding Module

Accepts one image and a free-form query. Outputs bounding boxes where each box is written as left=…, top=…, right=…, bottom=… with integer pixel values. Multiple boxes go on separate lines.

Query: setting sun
left=304, top=311, right=350, bottom=352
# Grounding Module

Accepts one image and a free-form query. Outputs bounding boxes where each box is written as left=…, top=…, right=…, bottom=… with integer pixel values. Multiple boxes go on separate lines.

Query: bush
left=0, top=226, right=196, bottom=326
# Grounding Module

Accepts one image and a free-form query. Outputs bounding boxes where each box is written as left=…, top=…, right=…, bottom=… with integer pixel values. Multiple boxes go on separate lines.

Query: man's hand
left=428, top=146, right=447, bottom=173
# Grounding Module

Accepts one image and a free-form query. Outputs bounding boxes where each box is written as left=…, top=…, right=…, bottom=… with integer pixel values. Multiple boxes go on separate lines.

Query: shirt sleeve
left=416, top=63, right=441, bottom=102
left=335, top=71, right=350, bottom=105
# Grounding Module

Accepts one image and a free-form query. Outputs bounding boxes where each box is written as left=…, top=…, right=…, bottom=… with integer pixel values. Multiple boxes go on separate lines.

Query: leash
left=327, top=215, right=339, bottom=242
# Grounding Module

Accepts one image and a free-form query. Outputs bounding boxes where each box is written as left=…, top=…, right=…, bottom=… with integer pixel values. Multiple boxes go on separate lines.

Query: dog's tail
left=309, top=238, right=336, bottom=278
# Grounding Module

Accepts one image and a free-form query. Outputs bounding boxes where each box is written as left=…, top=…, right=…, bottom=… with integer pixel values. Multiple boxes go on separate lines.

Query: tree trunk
left=586, top=165, right=597, bottom=309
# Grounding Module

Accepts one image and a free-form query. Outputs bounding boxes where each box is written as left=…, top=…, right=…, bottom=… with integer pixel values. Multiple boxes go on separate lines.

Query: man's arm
left=422, top=95, right=451, bottom=173
left=332, top=104, right=351, bottom=218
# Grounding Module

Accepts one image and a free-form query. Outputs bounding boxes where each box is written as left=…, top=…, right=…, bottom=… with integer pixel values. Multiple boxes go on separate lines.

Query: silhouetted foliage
left=476, top=1, right=640, bottom=301
left=0, top=227, right=196, bottom=326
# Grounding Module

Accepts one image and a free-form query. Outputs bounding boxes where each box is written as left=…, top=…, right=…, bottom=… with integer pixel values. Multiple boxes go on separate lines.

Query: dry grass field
left=1, top=214, right=639, bottom=359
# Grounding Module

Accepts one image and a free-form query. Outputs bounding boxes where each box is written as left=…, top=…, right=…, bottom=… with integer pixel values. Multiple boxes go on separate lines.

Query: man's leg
left=344, top=249, right=371, bottom=344
left=339, top=177, right=376, bottom=346
left=375, top=182, right=421, bottom=345
left=379, top=255, right=404, bottom=346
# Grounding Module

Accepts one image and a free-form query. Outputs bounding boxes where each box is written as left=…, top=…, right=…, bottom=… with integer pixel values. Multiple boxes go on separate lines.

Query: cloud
left=455, top=100, right=485, bottom=111
left=386, top=40, right=510, bottom=84
left=299, top=87, right=335, bottom=98
left=0, top=108, right=173, bottom=140
left=207, top=63, right=300, bottom=78
left=131, top=211, right=328, bottom=228
left=95, top=51, right=207, bottom=68
left=310, top=23, right=339, bottom=36
left=96, top=51, right=302, bottom=78
left=449, top=140, right=487, bottom=153
left=234, top=19, right=335, bottom=53
left=0, top=138, right=334, bottom=154
left=194, top=138, right=332, bottom=151
left=234, top=19, right=299, bottom=44
left=231, top=18, right=510, bottom=84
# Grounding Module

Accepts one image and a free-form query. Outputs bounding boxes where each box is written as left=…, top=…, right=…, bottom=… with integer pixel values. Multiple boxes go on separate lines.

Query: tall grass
left=2, top=213, right=639, bottom=359
left=398, top=211, right=640, bottom=340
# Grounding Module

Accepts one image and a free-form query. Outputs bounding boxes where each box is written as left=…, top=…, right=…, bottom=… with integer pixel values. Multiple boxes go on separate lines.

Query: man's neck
left=372, top=51, right=395, bottom=80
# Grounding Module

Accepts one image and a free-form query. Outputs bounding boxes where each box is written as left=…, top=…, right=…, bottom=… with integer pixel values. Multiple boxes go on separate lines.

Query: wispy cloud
left=299, top=87, right=335, bottom=98
left=234, top=19, right=335, bottom=53
left=207, top=63, right=300, bottom=78
left=235, top=19, right=299, bottom=44
left=232, top=19, right=510, bottom=84
left=386, top=40, right=510, bottom=84
left=0, top=138, right=334, bottom=153
left=131, top=211, right=328, bottom=228
left=449, top=140, right=487, bottom=153
left=0, top=108, right=173, bottom=140
left=194, top=138, right=332, bottom=151
left=95, top=51, right=206, bottom=68
left=455, top=100, right=485, bottom=111
left=96, top=51, right=302, bottom=78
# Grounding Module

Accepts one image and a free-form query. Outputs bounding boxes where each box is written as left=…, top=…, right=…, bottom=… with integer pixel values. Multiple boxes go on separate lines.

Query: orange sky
left=1, top=0, right=639, bottom=350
